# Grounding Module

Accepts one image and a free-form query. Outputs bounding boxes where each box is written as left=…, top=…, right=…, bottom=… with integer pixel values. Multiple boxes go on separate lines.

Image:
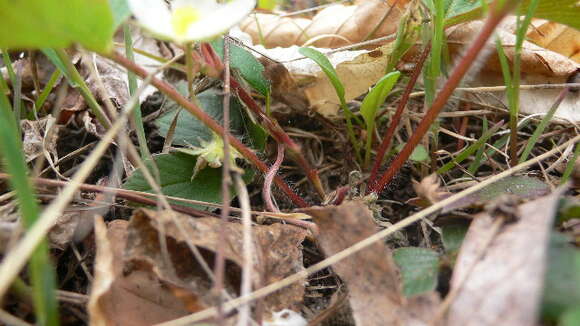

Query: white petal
left=182, top=0, right=256, bottom=41
left=173, top=0, right=218, bottom=12
left=128, top=0, right=175, bottom=40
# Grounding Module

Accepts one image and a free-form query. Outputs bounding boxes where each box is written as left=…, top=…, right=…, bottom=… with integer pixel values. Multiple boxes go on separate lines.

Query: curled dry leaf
left=445, top=188, right=566, bottom=326
left=305, top=200, right=439, bottom=325
left=241, top=0, right=406, bottom=49
left=89, top=209, right=308, bottom=324
left=410, top=173, right=451, bottom=207
left=88, top=218, right=191, bottom=326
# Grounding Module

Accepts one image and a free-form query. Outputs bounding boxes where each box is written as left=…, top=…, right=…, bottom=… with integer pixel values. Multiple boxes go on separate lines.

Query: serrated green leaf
left=123, top=153, right=224, bottom=210
left=211, top=39, right=270, bottom=96
left=393, top=247, right=440, bottom=297
left=155, top=87, right=246, bottom=147
left=299, top=47, right=346, bottom=105
left=0, top=0, right=114, bottom=52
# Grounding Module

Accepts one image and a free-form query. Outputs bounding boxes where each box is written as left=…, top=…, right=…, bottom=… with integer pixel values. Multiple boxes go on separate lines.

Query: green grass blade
left=437, top=120, right=504, bottom=174
left=0, top=73, right=59, bottom=326
left=124, top=24, right=151, bottom=160
left=560, top=142, right=580, bottom=185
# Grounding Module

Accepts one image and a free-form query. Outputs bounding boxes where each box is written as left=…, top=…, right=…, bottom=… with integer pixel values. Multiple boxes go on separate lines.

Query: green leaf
left=109, top=0, right=131, bottom=29
left=299, top=47, right=345, bottom=105
left=41, top=48, right=78, bottom=86
left=541, top=232, right=580, bottom=323
left=0, top=0, right=114, bottom=52
left=123, top=153, right=225, bottom=210
left=155, top=87, right=246, bottom=147
left=258, top=0, right=276, bottom=10
left=211, top=39, right=271, bottom=96
left=561, top=308, right=580, bottom=326
left=360, top=71, right=401, bottom=130
left=393, top=247, right=440, bottom=297
left=442, top=224, right=468, bottom=253
left=396, top=143, right=430, bottom=162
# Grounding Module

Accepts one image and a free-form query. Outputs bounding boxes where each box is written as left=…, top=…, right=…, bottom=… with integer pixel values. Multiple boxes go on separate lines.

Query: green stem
left=34, top=69, right=62, bottom=113
left=54, top=49, right=112, bottom=129
left=124, top=24, right=152, bottom=160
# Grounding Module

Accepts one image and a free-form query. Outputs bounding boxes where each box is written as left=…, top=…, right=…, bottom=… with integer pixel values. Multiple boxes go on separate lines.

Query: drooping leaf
left=0, top=0, right=114, bottom=52
left=393, top=247, right=440, bottom=297
left=211, top=39, right=271, bottom=96
left=299, top=47, right=346, bottom=105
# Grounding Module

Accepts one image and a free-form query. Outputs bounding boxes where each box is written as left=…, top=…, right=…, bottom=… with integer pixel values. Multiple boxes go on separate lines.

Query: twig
left=235, top=173, right=254, bottom=326
left=214, top=36, right=233, bottom=326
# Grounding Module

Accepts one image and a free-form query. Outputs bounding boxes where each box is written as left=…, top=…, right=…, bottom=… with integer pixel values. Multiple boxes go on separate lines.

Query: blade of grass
left=124, top=24, right=152, bottom=160
left=437, top=120, right=504, bottom=174
left=507, top=0, right=541, bottom=164
left=519, top=87, right=569, bottom=162
left=42, top=48, right=112, bottom=129
left=0, top=72, right=59, bottom=326
left=33, top=69, right=62, bottom=114
left=467, top=117, right=489, bottom=175
left=560, top=142, right=580, bottom=184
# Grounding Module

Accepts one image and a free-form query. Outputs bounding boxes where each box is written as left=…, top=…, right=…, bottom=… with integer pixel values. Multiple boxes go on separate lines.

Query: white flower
left=263, top=309, right=307, bottom=326
left=128, top=0, right=256, bottom=43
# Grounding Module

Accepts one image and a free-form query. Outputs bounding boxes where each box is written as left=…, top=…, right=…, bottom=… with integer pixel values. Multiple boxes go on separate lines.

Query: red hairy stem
left=368, top=43, right=431, bottom=187
left=108, top=52, right=309, bottom=208
left=199, top=43, right=326, bottom=200
left=369, top=0, right=518, bottom=194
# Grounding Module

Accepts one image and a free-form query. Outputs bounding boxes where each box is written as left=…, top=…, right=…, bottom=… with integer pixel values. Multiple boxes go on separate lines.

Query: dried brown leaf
left=445, top=189, right=565, bottom=326
left=88, top=218, right=191, bottom=326
left=305, top=201, right=404, bottom=325
left=124, top=209, right=307, bottom=316
left=240, top=0, right=406, bottom=49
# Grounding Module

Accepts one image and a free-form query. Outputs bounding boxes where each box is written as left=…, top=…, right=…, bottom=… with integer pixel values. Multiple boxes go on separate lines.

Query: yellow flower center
left=171, top=6, right=201, bottom=37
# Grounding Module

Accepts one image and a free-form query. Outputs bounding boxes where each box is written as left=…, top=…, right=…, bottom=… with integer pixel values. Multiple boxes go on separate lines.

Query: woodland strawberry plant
left=0, top=0, right=579, bottom=325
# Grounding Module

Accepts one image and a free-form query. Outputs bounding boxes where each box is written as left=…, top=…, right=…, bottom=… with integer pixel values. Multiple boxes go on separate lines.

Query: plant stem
left=368, top=44, right=430, bottom=187
left=108, top=51, right=309, bottom=208
left=54, top=49, right=112, bottom=129
left=230, top=78, right=326, bottom=200
left=369, top=0, right=518, bottom=194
